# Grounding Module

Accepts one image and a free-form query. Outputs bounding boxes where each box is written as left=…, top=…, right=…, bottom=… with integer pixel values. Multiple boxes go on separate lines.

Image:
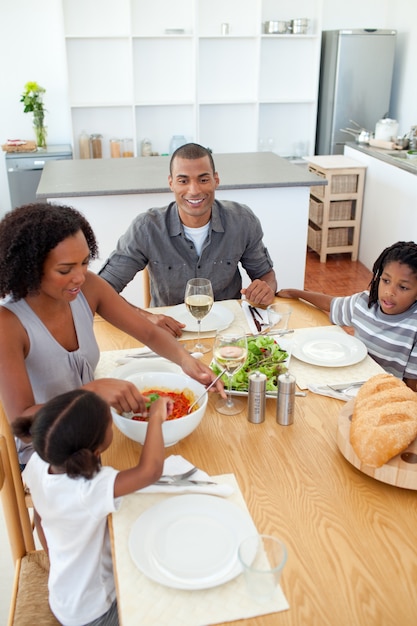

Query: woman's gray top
left=1, top=292, right=100, bottom=463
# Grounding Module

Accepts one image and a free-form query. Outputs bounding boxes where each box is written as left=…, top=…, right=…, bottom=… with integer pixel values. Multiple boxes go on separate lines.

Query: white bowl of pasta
left=111, top=371, right=208, bottom=447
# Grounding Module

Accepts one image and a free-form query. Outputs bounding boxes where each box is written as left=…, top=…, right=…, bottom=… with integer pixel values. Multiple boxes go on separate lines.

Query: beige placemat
left=288, top=326, right=385, bottom=390
left=112, top=474, right=289, bottom=626
left=149, top=299, right=249, bottom=339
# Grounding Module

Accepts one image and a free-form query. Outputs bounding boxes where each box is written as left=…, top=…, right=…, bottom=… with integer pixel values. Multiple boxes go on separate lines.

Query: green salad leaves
left=211, top=336, right=288, bottom=393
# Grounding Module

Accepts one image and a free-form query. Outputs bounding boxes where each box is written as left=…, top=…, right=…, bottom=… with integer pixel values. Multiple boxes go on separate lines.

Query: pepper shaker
left=276, top=372, right=295, bottom=425
left=248, top=371, right=266, bottom=423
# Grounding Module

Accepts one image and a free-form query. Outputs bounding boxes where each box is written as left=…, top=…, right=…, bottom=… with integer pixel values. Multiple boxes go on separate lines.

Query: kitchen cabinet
left=306, top=155, right=366, bottom=262
left=62, top=0, right=322, bottom=158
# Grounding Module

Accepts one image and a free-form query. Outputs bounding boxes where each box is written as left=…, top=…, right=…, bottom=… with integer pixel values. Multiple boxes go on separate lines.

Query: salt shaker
left=247, top=371, right=266, bottom=423
left=276, top=372, right=296, bottom=425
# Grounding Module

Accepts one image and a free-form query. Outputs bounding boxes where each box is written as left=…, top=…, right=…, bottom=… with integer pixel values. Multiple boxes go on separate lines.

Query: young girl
left=13, top=388, right=172, bottom=626
left=278, top=241, right=417, bottom=390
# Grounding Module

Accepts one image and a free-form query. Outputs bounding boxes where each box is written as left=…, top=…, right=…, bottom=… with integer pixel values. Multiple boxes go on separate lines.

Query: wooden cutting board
left=337, top=399, right=417, bottom=490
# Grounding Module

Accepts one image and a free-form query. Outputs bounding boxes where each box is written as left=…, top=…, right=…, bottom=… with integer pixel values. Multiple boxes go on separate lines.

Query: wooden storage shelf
left=307, top=155, right=366, bottom=263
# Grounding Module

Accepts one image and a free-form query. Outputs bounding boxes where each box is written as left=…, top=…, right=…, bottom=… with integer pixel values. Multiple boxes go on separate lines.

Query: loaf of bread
left=350, top=373, right=417, bottom=467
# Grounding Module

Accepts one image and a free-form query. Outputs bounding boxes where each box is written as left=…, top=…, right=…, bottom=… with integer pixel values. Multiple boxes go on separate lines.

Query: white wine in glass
left=213, top=325, right=248, bottom=415
left=184, top=278, right=214, bottom=354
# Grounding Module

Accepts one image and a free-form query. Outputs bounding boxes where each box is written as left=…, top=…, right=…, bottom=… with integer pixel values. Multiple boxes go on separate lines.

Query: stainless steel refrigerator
left=315, top=29, right=396, bottom=155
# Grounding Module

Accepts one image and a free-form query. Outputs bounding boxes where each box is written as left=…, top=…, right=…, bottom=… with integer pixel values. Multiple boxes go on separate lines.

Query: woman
left=0, top=203, right=223, bottom=464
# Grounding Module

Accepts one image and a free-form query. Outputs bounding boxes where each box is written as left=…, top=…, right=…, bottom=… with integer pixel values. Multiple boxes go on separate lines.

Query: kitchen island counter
left=37, top=151, right=323, bottom=198
left=346, top=142, right=417, bottom=176
left=38, top=151, right=325, bottom=307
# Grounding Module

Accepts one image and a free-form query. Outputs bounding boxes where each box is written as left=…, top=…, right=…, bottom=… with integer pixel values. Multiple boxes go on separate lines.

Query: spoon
left=187, top=368, right=227, bottom=414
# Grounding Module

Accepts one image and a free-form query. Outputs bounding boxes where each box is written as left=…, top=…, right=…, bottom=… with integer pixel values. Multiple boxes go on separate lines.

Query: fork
left=157, top=466, right=198, bottom=483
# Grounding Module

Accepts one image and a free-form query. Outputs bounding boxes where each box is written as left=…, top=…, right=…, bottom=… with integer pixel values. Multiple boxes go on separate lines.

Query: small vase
left=33, top=111, right=47, bottom=149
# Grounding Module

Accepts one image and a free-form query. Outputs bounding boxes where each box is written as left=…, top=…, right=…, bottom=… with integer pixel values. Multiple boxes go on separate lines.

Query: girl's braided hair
left=12, top=389, right=111, bottom=480
left=368, top=241, right=417, bottom=307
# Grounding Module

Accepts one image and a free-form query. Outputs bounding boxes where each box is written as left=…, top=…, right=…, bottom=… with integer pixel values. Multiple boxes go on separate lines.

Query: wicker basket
left=308, top=222, right=349, bottom=252
left=308, top=168, right=359, bottom=198
left=309, top=197, right=352, bottom=225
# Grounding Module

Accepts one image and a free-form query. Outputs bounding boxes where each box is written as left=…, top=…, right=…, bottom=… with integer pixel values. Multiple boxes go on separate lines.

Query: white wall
left=0, top=0, right=416, bottom=216
left=0, top=0, right=71, bottom=216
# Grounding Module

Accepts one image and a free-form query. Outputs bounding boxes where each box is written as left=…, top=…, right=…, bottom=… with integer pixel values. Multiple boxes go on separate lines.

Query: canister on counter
left=79, top=130, right=90, bottom=159
left=276, top=372, right=296, bottom=425
left=110, top=138, right=122, bottom=158
left=247, top=371, right=266, bottom=423
left=90, top=134, right=102, bottom=159
left=141, top=138, right=152, bottom=156
left=122, top=138, right=134, bottom=157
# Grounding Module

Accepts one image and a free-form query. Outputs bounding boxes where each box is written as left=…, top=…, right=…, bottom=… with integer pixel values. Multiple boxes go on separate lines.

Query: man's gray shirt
left=99, top=200, right=274, bottom=306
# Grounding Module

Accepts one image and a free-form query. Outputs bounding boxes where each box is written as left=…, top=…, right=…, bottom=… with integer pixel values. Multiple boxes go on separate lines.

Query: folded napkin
left=136, top=455, right=235, bottom=498
left=307, top=384, right=361, bottom=402
left=241, top=300, right=269, bottom=335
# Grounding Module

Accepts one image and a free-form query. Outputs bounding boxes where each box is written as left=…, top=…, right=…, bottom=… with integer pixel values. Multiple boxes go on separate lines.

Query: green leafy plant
left=20, top=81, right=47, bottom=147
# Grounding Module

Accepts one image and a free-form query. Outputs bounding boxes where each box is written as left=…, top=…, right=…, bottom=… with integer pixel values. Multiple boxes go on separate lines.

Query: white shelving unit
left=62, top=0, right=322, bottom=158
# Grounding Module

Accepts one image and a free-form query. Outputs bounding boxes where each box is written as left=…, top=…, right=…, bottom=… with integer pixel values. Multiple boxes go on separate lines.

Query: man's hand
left=241, top=279, right=275, bottom=307
left=148, top=313, right=185, bottom=338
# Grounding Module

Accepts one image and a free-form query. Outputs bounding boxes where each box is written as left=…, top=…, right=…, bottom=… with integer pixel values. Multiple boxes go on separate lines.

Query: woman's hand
left=83, top=378, right=147, bottom=414
left=180, top=354, right=226, bottom=398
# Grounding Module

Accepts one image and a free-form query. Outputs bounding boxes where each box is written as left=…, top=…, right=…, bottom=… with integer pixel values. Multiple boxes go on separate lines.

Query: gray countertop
left=346, top=142, right=417, bottom=175
left=37, top=151, right=325, bottom=198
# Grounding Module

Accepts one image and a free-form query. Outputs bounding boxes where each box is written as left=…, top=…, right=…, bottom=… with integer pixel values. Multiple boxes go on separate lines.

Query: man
left=99, top=143, right=277, bottom=333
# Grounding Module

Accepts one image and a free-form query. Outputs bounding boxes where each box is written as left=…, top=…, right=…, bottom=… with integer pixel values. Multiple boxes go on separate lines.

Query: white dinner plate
left=128, top=494, right=257, bottom=590
left=168, top=302, right=234, bottom=333
left=292, top=329, right=367, bottom=367
left=108, top=359, right=182, bottom=380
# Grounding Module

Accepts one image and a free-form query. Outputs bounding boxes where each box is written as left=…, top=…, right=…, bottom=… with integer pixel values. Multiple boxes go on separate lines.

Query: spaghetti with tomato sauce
left=132, top=388, right=196, bottom=421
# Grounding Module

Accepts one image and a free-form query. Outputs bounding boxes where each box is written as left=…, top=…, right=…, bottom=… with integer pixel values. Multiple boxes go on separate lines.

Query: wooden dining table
left=96, top=299, right=417, bottom=626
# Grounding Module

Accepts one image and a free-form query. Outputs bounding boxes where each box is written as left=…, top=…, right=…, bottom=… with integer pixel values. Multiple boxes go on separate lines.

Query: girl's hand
left=83, top=378, right=147, bottom=414
left=148, top=396, right=173, bottom=423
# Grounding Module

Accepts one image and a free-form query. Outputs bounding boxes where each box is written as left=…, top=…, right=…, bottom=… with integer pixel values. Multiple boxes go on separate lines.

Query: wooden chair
left=142, top=266, right=151, bottom=308
left=0, top=435, right=59, bottom=625
left=0, top=404, right=34, bottom=553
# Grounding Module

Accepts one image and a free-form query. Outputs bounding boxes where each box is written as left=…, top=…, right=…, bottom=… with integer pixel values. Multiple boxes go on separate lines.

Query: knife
left=248, top=306, right=262, bottom=332
left=154, top=479, right=218, bottom=486
left=327, top=381, right=366, bottom=392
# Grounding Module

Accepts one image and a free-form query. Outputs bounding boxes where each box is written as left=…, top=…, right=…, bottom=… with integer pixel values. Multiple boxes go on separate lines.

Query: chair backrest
left=0, top=402, right=35, bottom=557
left=142, top=266, right=150, bottom=308
left=0, top=435, right=29, bottom=562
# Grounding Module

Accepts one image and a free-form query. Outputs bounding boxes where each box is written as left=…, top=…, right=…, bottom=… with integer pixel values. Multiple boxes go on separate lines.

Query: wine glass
left=184, top=278, right=214, bottom=354
left=213, top=325, right=248, bottom=415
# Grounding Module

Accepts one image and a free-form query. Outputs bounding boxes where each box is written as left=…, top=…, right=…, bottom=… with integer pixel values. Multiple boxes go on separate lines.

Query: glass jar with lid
left=122, top=138, right=134, bottom=157
left=110, top=138, right=122, bottom=158
left=169, top=135, right=187, bottom=154
left=79, top=130, right=90, bottom=159
left=90, top=134, right=102, bottom=159
left=141, top=138, right=152, bottom=157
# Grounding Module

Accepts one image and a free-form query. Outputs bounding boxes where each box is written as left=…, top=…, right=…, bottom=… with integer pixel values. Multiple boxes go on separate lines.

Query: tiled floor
left=0, top=251, right=371, bottom=623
